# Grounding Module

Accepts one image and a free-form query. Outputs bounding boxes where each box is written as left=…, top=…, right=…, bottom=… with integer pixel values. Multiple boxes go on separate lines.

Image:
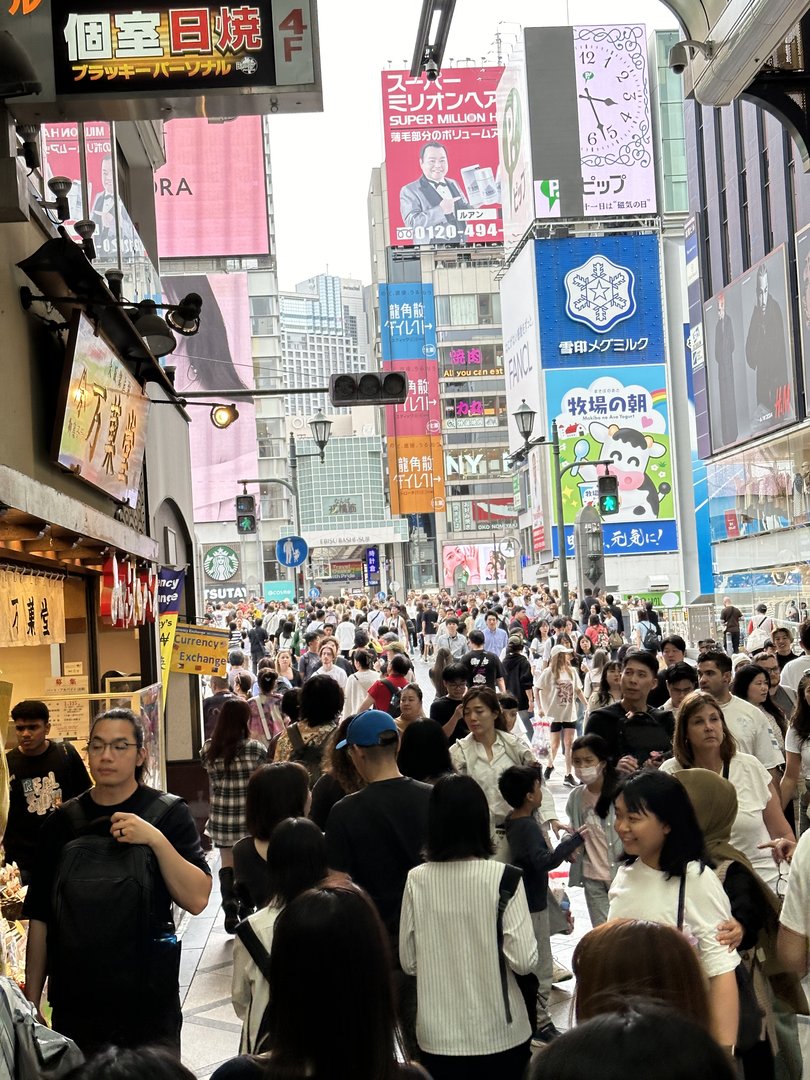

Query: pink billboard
left=383, top=358, right=441, bottom=437
left=154, top=117, right=269, bottom=258
left=162, top=272, right=259, bottom=522
left=382, top=67, right=504, bottom=248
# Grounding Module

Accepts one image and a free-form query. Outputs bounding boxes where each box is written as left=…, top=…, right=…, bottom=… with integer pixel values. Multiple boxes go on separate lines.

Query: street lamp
left=513, top=399, right=537, bottom=443
left=308, top=410, right=333, bottom=463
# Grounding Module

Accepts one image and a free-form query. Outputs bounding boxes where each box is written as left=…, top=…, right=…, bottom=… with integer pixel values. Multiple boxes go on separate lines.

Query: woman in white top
left=660, top=690, right=795, bottom=890
left=399, top=774, right=537, bottom=1080
left=538, top=644, right=587, bottom=786
left=583, top=647, right=609, bottom=701
left=780, top=671, right=810, bottom=833
left=342, top=648, right=378, bottom=718
left=608, top=770, right=739, bottom=1049
left=335, top=613, right=357, bottom=656
left=232, top=817, right=327, bottom=1052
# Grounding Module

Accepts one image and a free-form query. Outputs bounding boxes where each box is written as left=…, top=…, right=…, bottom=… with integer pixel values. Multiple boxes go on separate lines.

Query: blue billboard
left=536, top=234, right=664, bottom=368
left=379, top=283, right=437, bottom=361
left=545, top=364, right=678, bottom=557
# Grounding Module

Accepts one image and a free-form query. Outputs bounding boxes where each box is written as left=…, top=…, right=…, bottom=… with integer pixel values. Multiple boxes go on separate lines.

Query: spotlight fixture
left=0, top=30, right=42, bottom=99
left=74, top=219, right=96, bottom=261
left=210, top=403, right=239, bottom=429
left=131, top=300, right=177, bottom=359
left=166, top=292, right=202, bottom=336
left=16, top=124, right=40, bottom=170
left=104, top=268, right=124, bottom=300
left=41, top=176, right=72, bottom=222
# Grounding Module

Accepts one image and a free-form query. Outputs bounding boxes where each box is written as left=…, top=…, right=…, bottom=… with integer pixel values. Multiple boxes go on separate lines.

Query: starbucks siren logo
left=204, top=546, right=239, bottom=582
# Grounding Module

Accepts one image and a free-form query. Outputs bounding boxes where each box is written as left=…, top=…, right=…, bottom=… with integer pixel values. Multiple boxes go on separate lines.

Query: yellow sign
left=159, top=613, right=179, bottom=706
left=170, top=623, right=228, bottom=675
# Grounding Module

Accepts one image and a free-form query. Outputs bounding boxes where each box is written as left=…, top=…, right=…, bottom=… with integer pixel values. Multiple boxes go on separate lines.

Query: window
left=435, top=294, right=451, bottom=325
left=450, top=294, right=478, bottom=325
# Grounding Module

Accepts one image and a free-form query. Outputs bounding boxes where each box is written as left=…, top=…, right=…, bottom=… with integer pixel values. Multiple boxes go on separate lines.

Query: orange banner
left=388, top=435, right=446, bottom=516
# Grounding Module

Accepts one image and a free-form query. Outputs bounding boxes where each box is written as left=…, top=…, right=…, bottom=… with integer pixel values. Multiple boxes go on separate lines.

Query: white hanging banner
left=0, top=570, right=66, bottom=648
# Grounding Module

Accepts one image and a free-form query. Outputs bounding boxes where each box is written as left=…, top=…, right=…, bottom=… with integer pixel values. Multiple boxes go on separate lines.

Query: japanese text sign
left=0, top=571, right=66, bottom=648
left=535, top=233, right=664, bottom=369
left=387, top=435, right=446, bottom=516
left=545, top=364, right=677, bottom=556
left=383, top=358, right=440, bottom=438
left=54, top=313, right=150, bottom=506
left=379, top=283, right=437, bottom=361
left=382, top=66, right=504, bottom=248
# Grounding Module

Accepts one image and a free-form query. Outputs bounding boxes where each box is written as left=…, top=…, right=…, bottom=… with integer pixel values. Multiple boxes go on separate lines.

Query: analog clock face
left=574, top=26, right=651, bottom=165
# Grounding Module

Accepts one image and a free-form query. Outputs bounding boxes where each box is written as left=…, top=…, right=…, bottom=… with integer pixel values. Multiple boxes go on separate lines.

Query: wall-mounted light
left=149, top=397, right=240, bottom=429
left=40, top=176, right=72, bottom=221
left=0, top=30, right=42, bottom=99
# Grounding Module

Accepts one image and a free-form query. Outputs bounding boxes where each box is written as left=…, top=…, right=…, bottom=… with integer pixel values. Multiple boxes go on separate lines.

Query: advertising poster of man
left=544, top=364, right=677, bottom=557
left=703, top=246, right=796, bottom=452
left=381, top=67, right=504, bottom=248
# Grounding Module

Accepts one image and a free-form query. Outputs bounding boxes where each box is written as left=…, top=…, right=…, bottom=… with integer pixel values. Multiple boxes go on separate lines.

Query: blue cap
left=336, top=709, right=398, bottom=749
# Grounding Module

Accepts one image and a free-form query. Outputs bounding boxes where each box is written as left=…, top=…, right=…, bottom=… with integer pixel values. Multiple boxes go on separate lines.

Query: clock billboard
left=498, top=24, right=656, bottom=230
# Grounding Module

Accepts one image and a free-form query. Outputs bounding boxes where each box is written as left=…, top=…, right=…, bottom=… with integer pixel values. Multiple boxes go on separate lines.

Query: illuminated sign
left=54, top=312, right=150, bottom=506
left=440, top=344, right=504, bottom=379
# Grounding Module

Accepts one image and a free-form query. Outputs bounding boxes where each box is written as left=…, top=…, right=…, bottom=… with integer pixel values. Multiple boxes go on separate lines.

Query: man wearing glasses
left=428, top=662, right=470, bottom=745
left=23, top=707, right=211, bottom=1056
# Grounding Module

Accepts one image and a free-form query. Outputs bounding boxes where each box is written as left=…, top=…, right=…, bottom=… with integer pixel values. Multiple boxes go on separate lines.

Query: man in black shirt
left=421, top=604, right=439, bottom=660
left=459, top=629, right=506, bottom=692
left=202, top=675, right=235, bottom=739
left=605, top=594, right=624, bottom=635
left=585, top=651, right=674, bottom=770
left=428, top=662, right=470, bottom=744
left=6, top=700, right=92, bottom=880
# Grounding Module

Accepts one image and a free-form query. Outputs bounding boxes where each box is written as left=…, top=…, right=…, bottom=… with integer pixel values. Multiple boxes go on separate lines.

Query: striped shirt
left=399, top=860, right=536, bottom=1056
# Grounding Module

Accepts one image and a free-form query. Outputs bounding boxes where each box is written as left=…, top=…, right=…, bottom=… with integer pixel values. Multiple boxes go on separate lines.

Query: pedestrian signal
left=236, top=494, right=257, bottom=534
left=329, top=371, right=408, bottom=406
left=597, top=474, right=619, bottom=516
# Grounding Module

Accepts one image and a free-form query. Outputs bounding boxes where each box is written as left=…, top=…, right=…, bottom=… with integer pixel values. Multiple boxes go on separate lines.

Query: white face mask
left=575, top=765, right=602, bottom=785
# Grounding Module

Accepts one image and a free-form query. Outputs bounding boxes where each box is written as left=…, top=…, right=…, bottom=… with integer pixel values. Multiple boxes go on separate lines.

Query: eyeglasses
left=776, top=865, right=789, bottom=900
left=85, top=739, right=138, bottom=755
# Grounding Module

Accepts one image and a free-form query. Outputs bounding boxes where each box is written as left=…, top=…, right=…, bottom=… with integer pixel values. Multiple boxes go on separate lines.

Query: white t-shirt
left=785, top=726, right=810, bottom=778
left=608, top=859, right=739, bottom=978
left=721, top=695, right=783, bottom=769
left=335, top=621, right=356, bottom=651
left=661, top=753, right=777, bottom=887
left=318, top=664, right=347, bottom=689
left=780, top=829, right=810, bottom=939
left=780, top=655, right=810, bottom=694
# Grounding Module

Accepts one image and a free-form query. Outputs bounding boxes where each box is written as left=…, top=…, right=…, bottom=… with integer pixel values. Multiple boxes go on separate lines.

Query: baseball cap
left=550, top=644, right=573, bottom=657
left=336, top=710, right=398, bottom=749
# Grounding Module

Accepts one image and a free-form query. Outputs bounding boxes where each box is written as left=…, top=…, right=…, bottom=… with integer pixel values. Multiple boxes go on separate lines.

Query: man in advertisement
left=745, top=263, right=789, bottom=423
left=400, top=142, right=471, bottom=244
left=713, top=292, right=737, bottom=446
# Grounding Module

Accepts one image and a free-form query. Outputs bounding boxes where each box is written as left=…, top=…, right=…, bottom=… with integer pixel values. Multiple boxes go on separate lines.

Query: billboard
left=545, top=364, right=677, bottom=556
left=442, top=542, right=510, bottom=588
left=702, top=245, right=797, bottom=453
left=535, top=233, right=664, bottom=369
left=497, top=34, right=534, bottom=255
left=795, top=224, right=810, bottom=416
left=449, top=498, right=518, bottom=533
left=388, top=436, right=446, bottom=516
left=379, top=283, right=437, bottom=360
left=501, top=239, right=542, bottom=453
left=381, top=67, right=504, bottom=248
left=525, top=25, right=656, bottom=219
left=154, top=117, right=269, bottom=258
left=440, top=343, right=503, bottom=378
left=163, top=272, right=259, bottom=522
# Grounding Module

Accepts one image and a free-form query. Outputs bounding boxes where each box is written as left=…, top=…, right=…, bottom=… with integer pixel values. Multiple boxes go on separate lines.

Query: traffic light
left=236, top=494, right=257, bottom=534
left=329, top=371, right=408, bottom=407
left=598, top=474, right=619, bottom=516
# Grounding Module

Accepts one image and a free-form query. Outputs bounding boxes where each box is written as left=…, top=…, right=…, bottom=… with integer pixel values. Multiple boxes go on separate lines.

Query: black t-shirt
left=5, top=742, right=92, bottom=872
left=203, top=690, right=236, bottom=740
left=325, top=778, right=431, bottom=939
left=248, top=626, right=269, bottom=656
left=777, top=651, right=795, bottom=670
left=609, top=604, right=625, bottom=633
left=585, top=701, right=674, bottom=765
left=429, top=696, right=469, bottom=744
left=24, top=785, right=210, bottom=926
left=422, top=609, right=438, bottom=634
left=459, top=649, right=505, bottom=689
left=233, top=835, right=269, bottom=914
left=647, top=670, right=671, bottom=710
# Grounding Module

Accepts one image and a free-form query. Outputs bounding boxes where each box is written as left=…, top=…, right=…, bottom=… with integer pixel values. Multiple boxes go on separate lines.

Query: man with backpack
left=23, top=708, right=211, bottom=1056
left=357, top=653, right=412, bottom=717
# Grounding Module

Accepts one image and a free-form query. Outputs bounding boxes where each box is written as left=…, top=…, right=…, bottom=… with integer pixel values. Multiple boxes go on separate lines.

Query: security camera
left=668, top=42, right=689, bottom=75
left=424, top=59, right=439, bottom=81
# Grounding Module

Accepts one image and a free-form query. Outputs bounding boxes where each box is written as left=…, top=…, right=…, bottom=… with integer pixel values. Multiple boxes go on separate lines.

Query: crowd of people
left=6, top=583, right=810, bottom=1079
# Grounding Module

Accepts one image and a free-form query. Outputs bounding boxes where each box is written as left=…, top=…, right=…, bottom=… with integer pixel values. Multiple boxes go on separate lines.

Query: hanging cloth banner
left=0, top=570, right=66, bottom=647
left=158, top=569, right=185, bottom=708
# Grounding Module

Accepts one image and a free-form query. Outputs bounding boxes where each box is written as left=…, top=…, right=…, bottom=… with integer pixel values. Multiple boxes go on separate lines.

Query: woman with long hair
left=399, top=774, right=537, bottom=1080
left=731, top=662, right=788, bottom=758
left=661, top=690, right=795, bottom=890
left=583, top=648, right=609, bottom=702
left=201, top=699, right=268, bottom=931
left=608, top=770, right=740, bottom=1048
left=273, top=675, right=343, bottom=786
left=397, top=720, right=453, bottom=785
left=342, top=648, right=377, bottom=718
left=231, top=818, right=330, bottom=1054
left=573, top=919, right=712, bottom=1028
left=781, top=671, right=810, bottom=832
left=565, top=734, right=622, bottom=926
left=309, top=716, right=365, bottom=830
left=539, top=644, right=587, bottom=786
left=214, top=887, right=428, bottom=1080
left=274, top=648, right=300, bottom=689
left=429, top=647, right=453, bottom=695
left=232, top=761, right=310, bottom=916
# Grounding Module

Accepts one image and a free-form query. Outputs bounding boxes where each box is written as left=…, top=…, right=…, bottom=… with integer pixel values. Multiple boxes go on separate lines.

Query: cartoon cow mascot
left=582, top=422, right=671, bottom=520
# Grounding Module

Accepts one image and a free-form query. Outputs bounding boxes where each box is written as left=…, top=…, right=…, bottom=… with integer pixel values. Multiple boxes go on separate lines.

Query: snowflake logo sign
left=564, top=255, right=637, bottom=334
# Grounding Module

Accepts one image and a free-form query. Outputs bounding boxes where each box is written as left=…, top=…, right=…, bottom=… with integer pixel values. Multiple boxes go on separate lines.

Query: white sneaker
left=552, top=959, right=573, bottom=984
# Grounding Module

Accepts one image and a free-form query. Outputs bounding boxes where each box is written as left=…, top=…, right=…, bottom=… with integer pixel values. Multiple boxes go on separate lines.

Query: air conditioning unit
left=648, top=575, right=670, bottom=590
left=689, top=0, right=808, bottom=105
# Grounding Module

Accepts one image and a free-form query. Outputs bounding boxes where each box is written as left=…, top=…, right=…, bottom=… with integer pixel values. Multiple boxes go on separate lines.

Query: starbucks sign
left=204, top=545, right=239, bottom=582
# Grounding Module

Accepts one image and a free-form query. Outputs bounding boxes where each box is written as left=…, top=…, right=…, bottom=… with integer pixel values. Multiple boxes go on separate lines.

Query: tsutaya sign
left=2, top=0, right=322, bottom=122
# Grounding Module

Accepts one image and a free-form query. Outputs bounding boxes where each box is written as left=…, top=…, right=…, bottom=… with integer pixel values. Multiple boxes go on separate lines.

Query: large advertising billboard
left=501, top=239, right=542, bottom=453
left=379, top=283, right=437, bottom=361
left=497, top=35, right=534, bottom=256
left=545, top=364, right=677, bottom=557
left=535, top=233, right=664, bottom=369
left=381, top=67, right=504, bottom=248
left=154, top=117, right=269, bottom=258
left=163, top=272, right=259, bottom=522
left=702, top=245, right=797, bottom=453
left=794, top=224, right=810, bottom=416
left=442, top=542, right=510, bottom=588
left=526, top=24, right=656, bottom=219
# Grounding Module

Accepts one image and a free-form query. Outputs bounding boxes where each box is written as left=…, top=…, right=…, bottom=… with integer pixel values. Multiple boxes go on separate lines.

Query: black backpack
left=50, top=793, right=181, bottom=1005
left=382, top=679, right=402, bottom=718
left=639, top=620, right=661, bottom=652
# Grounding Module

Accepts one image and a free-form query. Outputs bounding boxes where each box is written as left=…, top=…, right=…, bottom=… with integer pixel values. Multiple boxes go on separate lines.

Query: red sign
left=100, top=556, right=158, bottom=627
left=382, top=67, right=504, bottom=248
left=383, top=358, right=441, bottom=438
left=154, top=117, right=269, bottom=258
left=724, top=511, right=740, bottom=539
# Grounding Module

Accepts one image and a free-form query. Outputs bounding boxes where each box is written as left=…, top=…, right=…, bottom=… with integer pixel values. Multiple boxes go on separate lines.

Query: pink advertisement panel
left=442, top=543, right=507, bottom=588
left=42, top=121, right=114, bottom=244
left=154, top=117, right=269, bottom=258
left=383, top=358, right=441, bottom=437
left=382, top=66, right=504, bottom=248
left=162, top=272, right=259, bottom=522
